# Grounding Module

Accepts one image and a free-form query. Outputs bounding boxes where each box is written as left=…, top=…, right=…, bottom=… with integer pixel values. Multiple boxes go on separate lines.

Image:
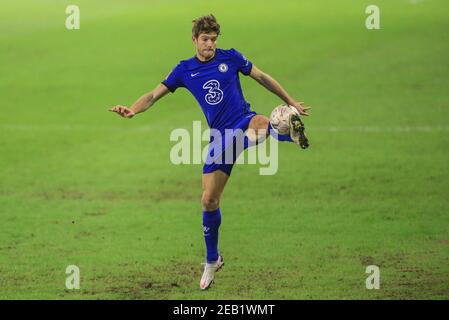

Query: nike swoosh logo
left=191, top=72, right=200, bottom=77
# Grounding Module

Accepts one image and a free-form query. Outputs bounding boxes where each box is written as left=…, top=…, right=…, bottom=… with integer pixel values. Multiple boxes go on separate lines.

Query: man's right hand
left=108, top=105, right=136, bottom=118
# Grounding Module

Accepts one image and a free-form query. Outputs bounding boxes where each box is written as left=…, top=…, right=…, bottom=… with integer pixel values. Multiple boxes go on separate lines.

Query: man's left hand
left=290, top=101, right=311, bottom=116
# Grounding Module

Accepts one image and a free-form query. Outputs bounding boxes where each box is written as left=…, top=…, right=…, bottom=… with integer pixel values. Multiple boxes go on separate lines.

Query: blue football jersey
left=162, top=48, right=254, bottom=131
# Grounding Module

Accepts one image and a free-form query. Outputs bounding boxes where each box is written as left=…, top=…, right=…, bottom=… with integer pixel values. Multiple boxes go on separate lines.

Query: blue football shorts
left=203, top=111, right=258, bottom=176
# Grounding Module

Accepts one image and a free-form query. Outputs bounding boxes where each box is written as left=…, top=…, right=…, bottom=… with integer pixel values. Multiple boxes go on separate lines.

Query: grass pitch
left=1, top=0, right=448, bottom=299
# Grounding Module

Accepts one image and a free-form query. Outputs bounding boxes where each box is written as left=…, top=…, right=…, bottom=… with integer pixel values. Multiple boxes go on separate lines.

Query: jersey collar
left=195, top=51, right=218, bottom=64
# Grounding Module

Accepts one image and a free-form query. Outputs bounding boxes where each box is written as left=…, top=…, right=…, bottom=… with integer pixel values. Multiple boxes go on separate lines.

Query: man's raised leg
left=246, top=114, right=272, bottom=145
left=246, top=113, right=309, bottom=147
left=246, top=114, right=292, bottom=144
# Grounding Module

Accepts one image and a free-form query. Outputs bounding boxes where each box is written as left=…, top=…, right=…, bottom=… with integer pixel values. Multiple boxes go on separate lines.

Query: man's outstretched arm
left=249, top=65, right=310, bottom=116
left=109, top=83, right=170, bottom=118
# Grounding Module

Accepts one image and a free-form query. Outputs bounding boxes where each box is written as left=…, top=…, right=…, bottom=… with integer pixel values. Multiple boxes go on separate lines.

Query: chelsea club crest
left=218, top=63, right=228, bottom=73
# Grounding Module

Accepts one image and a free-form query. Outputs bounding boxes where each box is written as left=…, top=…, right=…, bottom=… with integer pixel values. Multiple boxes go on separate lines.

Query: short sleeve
left=161, top=63, right=184, bottom=93
left=229, top=48, right=253, bottom=76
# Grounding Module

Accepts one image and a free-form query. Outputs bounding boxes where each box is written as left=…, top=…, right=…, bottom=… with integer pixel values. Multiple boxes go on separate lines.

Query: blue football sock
left=268, top=123, right=293, bottom=142
left=203, top=208, right=221, bottom=263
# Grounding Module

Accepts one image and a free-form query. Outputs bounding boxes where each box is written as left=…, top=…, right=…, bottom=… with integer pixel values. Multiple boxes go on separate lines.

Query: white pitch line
left=1, top=124, right=449, bottom=133
left=0, top=124, right=164, bottom=132
left=311, top=126, right=449, bottom=133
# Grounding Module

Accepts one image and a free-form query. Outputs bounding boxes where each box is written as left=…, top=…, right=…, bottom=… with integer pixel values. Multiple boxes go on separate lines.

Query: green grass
left=1, top=0, right=448, bottom=299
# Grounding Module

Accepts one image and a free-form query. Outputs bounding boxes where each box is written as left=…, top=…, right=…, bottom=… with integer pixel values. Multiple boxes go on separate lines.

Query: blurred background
left=0, top=0, right=448, bottom=299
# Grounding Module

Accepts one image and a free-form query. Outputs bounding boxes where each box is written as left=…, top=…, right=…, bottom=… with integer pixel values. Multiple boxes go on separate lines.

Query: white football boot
left=289, top=112, right=309, bottom=149
left=200, top=255, right=224, bottom=290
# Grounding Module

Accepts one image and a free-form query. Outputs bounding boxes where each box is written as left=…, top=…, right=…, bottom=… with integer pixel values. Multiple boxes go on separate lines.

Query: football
left=269, top=104, right=298, bottom=135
